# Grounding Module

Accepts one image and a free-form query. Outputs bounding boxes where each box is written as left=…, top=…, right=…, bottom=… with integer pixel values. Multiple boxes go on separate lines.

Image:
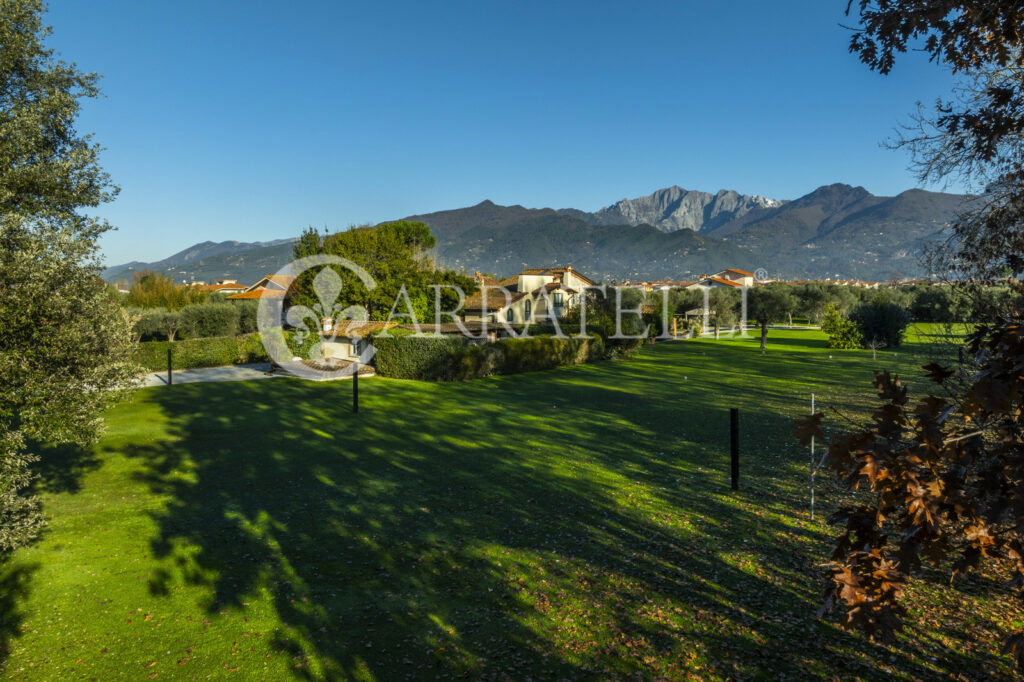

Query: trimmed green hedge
left=137, top=330, right=622, bottom=377
left=179, top=302, right=240, bottom=338
left=371, top=332, right=465, bottom=380
left=443, top=335, right=603, bottom=381
left=371, top=332, right=606, bottom=381
left=136, top=333, right=269, bottom=371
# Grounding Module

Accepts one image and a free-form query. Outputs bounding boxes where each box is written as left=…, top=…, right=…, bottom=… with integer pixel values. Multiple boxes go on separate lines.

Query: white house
left=463, top=266, right=595, bottom=324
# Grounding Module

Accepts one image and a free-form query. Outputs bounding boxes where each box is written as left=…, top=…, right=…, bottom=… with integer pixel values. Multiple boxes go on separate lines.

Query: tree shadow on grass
left=30, top=441, right=100, bottom=495
left=115, top=350, right=1014, bottom=680
left=0, top=442, right=99, bottom=669
left=0, top=562, right=39, bottom=670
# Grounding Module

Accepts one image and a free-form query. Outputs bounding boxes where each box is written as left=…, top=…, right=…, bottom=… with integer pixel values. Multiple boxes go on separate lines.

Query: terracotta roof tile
left=226, top=289, right=287, bottom=300
left=705, top=277, right=743, bottom=287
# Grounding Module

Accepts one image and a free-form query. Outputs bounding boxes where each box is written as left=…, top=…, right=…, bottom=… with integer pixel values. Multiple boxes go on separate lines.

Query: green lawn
left=1, top=329, right=1018, bottom=680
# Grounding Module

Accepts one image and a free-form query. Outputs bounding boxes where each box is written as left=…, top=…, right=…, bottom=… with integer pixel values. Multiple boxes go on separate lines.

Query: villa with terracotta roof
left=200, top=279, right=248, bottom=295
left=682, top=269, right=757, bottom=290
left=225, top=274, right=296, bottom=301
left=464, top=265, right=595, bottom=325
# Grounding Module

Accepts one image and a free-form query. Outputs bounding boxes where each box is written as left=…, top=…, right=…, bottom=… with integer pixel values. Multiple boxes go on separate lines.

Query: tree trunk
left=788, top=312, right=793, bottom=327
left=714, top=322, right=720, bottom=340
left=760, top=322, right=768, bottom=350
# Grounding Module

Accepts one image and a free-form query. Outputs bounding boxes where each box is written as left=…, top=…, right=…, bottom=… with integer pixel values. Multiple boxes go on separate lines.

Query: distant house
left=685, top=269, right=756, bottom=290
left=225, top=274, right=296, bottom=301
left=463, top=265, right=595, bottom=324
left=201, top=279, right=247, bottom=295
left=714, top=269, right=756, bottom=286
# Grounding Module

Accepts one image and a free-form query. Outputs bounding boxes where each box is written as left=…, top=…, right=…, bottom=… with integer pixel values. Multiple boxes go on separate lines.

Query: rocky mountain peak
left=593, top=185, right=786, bottom=233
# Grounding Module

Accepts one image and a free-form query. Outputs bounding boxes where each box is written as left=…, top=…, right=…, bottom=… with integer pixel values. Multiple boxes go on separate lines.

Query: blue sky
left=45, top=1, right=958, bottom=265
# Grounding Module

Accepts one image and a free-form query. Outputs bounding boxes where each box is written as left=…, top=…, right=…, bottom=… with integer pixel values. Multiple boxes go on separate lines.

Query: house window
left=552, top=292, right=564, bottom=306
left=524, top=299, right=532, bottom=319
left=506, top=308, right=514, bottom=322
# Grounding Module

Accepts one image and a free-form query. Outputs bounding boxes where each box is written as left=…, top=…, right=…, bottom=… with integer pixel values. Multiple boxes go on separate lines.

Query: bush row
left=135, top=333, right=269, bottom=371
left=371, top=332, right=609, bottom=381
left=132, top=301, right=259, bottom=341
left=442, top=335, right=605, bottom=381
left=370, top=332, right=465, bottom=380
left=137, top=328, right=634, bottom=377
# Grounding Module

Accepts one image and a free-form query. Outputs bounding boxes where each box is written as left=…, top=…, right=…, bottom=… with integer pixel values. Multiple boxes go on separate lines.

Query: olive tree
left=747, top=284, right=795, bottom=350
left=0, top=0, right=137, bottom=551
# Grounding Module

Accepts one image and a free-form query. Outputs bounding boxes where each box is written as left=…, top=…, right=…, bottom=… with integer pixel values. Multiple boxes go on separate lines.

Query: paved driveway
left=139, top=363, right=281, bottom=387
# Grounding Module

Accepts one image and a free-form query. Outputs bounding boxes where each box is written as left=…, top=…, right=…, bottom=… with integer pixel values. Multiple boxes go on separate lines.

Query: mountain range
left=103, top=183, right=968, bottom=285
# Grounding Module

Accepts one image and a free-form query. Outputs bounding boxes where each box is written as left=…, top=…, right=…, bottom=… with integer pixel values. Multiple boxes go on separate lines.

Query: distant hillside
left=102, top=182, right=970, bottom=285
left=436, top=214, right=754, bottom=282
left=103, top=239, right=295, bottom=285
left=704, top=184, right=967, bottom=279
left=403, top=200, right=591, bottom=241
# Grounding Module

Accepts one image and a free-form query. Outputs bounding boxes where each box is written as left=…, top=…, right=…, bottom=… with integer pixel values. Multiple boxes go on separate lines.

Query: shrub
left=179, top=303, right=240, bottom=339
left=443, top=334, right=601, bottom=381
left=827, top=316, right=863, bottom=350
left=132, top=308, right=183, bottom=341
left=850, top=298, right=911, bottom=348
left=371, top=332, right=465, bottom=380
left=135, top=333, right=270, bottom=371
left=133, top=308, right=167, bottom=341
left=820, top=303, right=842, bottom=335
left=237, top=300, right=259, bottom=334
left=370, top=332, right=606, bottom=381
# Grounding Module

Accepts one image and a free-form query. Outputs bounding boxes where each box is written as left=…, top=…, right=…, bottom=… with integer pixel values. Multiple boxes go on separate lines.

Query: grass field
left=1, top=328, right=1019, bottom=680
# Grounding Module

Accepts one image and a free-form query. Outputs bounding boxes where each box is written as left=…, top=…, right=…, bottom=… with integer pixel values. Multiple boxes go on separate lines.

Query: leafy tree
left=0, top=0, right=136, bottom=551
left=849, top=296, right=911, bottom=348
left=821, top=303, right=863, bottom=349
left=747, top=284, right=795, bottom=350
left=847, top=1, right=1024, bottom=280
left=133, top=309, right=183, bottom=342
left=708, top=287, right=740, bottom=339
left=124, top=270, right=206, bottom=309
left=290, top=222, right=475, bottom=325
left=795, top=283, right=831, bottom=323
left=909, top=285, right=970, bottom=322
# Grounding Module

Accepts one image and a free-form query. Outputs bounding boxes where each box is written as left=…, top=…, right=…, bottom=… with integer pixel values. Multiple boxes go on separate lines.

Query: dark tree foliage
left=290, top=221, right=475, bottom=324
left=847, top=1, right=1024, bottom=76
left=747, top=284, right=795, bottom=350
left=795, top=312, right=1024, bottom=664
left=801, top=2, right=1024, bottom=667
left=849, top=297, right=911, bottom=347
left=848, top=2, right=1024, bottom=279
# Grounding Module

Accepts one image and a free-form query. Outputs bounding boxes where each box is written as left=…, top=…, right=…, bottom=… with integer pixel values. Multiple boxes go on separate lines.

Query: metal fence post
left=353, top=361, right=359, bottom=413
left=167, top=347, right=173, bottom=386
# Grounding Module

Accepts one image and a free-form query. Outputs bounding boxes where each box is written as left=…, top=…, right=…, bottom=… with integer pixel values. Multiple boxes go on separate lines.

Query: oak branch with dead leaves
left=794, top=318, right=1024, bottom=667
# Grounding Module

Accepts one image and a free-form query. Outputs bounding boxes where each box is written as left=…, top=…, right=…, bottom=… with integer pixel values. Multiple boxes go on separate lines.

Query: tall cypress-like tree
left=0, top=0, right=137, bottom=551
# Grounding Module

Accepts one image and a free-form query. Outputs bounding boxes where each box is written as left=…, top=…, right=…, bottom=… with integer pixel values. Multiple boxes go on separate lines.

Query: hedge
left=370, top=332, right=607, bottom=381
left=443, top=335, right=604, bottom=381
left=135, top=333, right=269, bottom=371
left=370, top=332, right=465, bottom=380
left=179, top=302, right=240, bottom=339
